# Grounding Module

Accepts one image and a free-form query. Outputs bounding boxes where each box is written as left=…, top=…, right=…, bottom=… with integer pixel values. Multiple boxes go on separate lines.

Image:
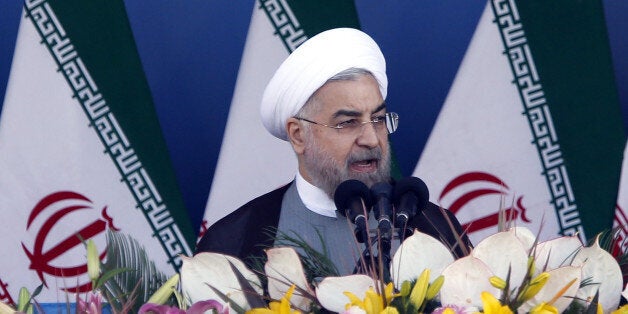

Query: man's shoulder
left=195, top=183, right=292, bottom=255
left=207, top=183, right=291, bottom=229
left=240, top=183, right=292, bottom=211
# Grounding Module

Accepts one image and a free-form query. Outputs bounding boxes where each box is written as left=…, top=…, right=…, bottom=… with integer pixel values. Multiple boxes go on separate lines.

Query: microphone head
left=371, top=181, right=393, bottom=219
left=371, top=181, right=393, bottom=199
left=334, top=179, right=372, bottom=216
left=392, top=176, right=429, bottom=212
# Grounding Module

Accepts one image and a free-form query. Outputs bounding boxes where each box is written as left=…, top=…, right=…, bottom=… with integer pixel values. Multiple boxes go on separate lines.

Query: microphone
left=392, top=176, right=429, bottom=240
left=371, top=181, right=393, bottom=248
left=334, top=179, right=373, bottom=243
left=371, top=181, right=394, bottom=280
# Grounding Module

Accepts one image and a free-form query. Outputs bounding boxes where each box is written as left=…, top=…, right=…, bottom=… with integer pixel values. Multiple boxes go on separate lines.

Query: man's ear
left=286, top=117, right=306, bottom=154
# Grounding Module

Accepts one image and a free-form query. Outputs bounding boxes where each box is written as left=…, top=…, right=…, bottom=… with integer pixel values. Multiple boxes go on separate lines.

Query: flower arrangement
left=2, top=227, right=628, bottom=313
left=176, top=227, right=628, bottom=314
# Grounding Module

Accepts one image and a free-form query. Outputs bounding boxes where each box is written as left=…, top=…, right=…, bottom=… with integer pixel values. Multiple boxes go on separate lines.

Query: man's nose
left=355, top=122, right=380, bottom=148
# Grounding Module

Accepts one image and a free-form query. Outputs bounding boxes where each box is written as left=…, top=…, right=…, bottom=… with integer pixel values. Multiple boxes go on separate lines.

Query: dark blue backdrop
left=1, top=1, right=626, bottom=231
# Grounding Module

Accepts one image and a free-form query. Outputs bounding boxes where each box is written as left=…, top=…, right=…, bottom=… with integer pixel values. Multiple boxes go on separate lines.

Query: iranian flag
left=414, top=0, right=626, bottom=245
left=0, top=1, right=195, bottom=303
left=201, top=0, right=360, bottom=232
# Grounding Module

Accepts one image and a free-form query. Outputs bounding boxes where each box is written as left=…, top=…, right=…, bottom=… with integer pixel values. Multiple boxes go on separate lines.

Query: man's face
left=299, top=74, right=391, bottom=197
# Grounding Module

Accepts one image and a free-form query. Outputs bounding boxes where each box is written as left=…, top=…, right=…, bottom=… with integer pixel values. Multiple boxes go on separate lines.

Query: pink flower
left=77, top=292, right=103, bottom=314
left=139, top=300, right=227, bottom=314
left=432, top=304, right=475, bottom=314
left=139, top=304, right=185, bottom=314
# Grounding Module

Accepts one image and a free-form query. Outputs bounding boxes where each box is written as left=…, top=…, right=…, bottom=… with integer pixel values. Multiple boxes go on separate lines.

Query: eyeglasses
left=295, top=112, right=399, bottom=135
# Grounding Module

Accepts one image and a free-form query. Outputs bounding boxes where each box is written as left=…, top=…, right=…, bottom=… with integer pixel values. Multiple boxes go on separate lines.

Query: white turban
left=260, top=28, right=387, bottom=141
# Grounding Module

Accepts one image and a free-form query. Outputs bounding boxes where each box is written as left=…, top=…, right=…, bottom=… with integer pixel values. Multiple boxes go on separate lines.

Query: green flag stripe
left=259, top=0, right=308, bottom=53
left=492, top=0, right=625, bottom=241
left=259, top=0, right=360, bottom=53
left=24, top=1, right=192, bottom=270
left=515, top=0, right=625, bottom=239
left=490, top=1, right=585, bottom=241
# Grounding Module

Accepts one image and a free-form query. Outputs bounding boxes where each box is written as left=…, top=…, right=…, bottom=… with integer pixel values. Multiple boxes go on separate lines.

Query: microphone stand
left=354, top=225, right=393, bottom=283
left=352, top=202, right=376, bottom=276
left=370, top=181, right=394, bottom=281
left=375, top=214, right=393, bottom=282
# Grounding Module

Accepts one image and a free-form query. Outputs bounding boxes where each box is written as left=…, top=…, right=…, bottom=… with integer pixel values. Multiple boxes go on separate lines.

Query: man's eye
left=336, top=119, right=359, bottom=129
left=372, top=115, right=386, bottom=123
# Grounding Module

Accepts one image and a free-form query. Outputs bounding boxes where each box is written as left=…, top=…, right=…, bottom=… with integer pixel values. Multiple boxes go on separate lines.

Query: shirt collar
left=295, top=172, right=337, bottom=218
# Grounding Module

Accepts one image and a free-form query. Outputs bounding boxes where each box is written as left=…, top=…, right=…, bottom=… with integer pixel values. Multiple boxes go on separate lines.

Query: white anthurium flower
left=571, top=235, right=623, bottom=313
left=316, top=274, right=376, bottom=313
left=390, top=229, right=455, bottom=289
left=0, top=301, right=16, bottom=313
left=533, top=235, right=582, bottom=273
left=471, top=229, right=528, bottom=288
left=180, top=252, right=262, bottom=310
left=265, top=247, right=315, bottom=311
left=439, top=255, right=500, bottom=308
left=517, top=266, right=582, bottom=314
left=507, top=226, right=537, bottom=252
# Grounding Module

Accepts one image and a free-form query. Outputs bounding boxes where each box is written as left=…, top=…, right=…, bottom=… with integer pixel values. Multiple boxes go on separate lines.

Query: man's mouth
left=349, top=159, right=378, bottom=173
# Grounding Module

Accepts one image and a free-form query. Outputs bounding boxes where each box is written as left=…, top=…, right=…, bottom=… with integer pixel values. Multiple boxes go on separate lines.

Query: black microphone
left=334, top=179, right=373, bottom=243
left=371, top=181, right=394, bottom=281
left=392, top=176, right=429, bottom=240
left=371, top=181, right=393, bottom=247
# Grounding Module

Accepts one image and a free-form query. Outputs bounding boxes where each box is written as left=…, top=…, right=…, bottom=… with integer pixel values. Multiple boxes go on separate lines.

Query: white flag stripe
left=414, top=3, right=560, bottom=244
left=202, top=5, right=298, bottom=229
left=0, top=7, right=183, bottom=301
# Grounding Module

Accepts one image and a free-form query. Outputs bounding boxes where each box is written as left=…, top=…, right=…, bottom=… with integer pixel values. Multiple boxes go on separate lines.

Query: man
left=196, top=28, right=470, bottom=274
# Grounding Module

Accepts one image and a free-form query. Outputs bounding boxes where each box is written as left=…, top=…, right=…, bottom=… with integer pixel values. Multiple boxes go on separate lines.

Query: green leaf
left=99, top=229, right=171, bottom=312
left=95, top=267, right=134, bottom=290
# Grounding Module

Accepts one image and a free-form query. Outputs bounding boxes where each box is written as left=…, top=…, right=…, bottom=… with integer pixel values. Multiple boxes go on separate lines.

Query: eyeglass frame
left=294, top=111, right=399, bottom=135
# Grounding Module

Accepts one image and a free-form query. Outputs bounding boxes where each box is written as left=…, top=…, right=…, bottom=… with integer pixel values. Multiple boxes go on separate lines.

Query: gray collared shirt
left=276, top=182, right=382, bottom=275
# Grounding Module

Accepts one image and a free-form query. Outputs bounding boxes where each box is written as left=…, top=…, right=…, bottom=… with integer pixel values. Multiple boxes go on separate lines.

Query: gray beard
left=302, top=137, right=391, bottom=199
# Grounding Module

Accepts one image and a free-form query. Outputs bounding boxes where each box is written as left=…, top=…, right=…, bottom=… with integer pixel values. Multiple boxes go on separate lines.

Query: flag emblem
left=21, top=191, right=117, bottom=293
left=439, top=172, right=530, bottom=235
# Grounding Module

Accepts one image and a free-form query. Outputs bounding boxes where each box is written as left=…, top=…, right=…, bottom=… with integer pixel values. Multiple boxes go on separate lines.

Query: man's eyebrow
left=371, top=102, right=386, bottom=114
left=332, top=102, right=387, bottom=119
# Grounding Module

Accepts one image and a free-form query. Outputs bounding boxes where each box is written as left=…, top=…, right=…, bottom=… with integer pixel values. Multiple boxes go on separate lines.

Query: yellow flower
left=529, top=302, right=558, bottom=314
left=442, top=308, right=456, bottom=314
left=344, top=285, right=396, bottom=314
left=146, top=273, right=180, bottom=305
left=426, top=275, right=444, bottom=300
left=480, top=291, right=513, bottom=314
left=489, top=276, right=507, bottom=290
left=381, top=306, right=400, bottom=314
left=248, top=307, right=275, bottom=314
left=17, top=287, right=33, bottom=314
left=527, top=256, right=535, bottom=275
left=364, top=288, right=384, bottom=314
left=383, top=282, right=399, bottom=304
left=399, top=281, right=412, bottom=297
left=345, top=290, right=365, bottom=308
left=517, top=272, right=550, bottom=303
left=611, top=304, right=628, bottom=314
left=247, top=285, right=301, bottom=314
left=409, top=269, right=430, bottom=309
left=86, top=239, right=100, bottom=282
